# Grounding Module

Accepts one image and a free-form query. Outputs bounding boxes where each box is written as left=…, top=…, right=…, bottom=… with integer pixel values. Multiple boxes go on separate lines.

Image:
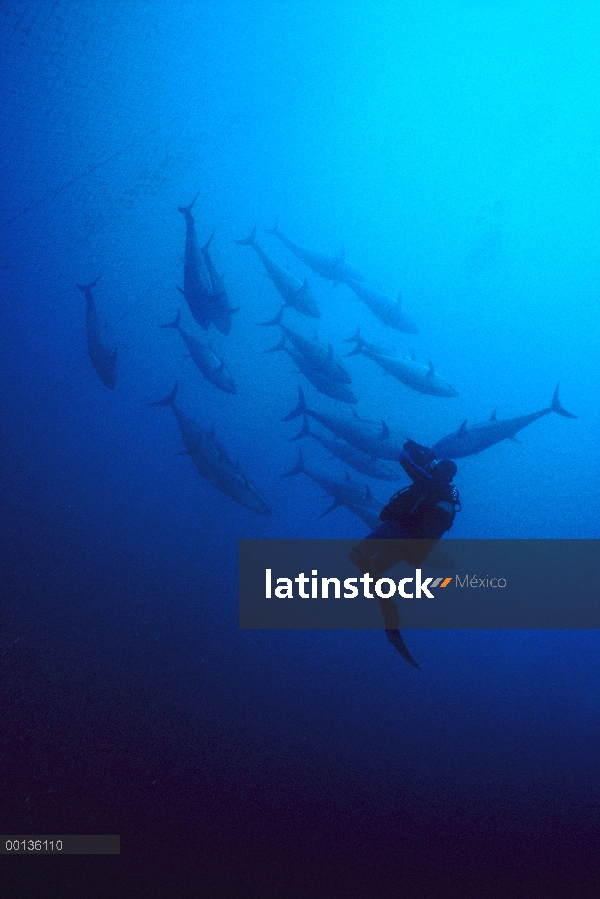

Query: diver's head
left=431, top=459, right=457, bottom=483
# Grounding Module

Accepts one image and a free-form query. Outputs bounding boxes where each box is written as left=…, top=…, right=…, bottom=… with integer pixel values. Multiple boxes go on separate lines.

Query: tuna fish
left=283, top=387, right=405, bottom=461
left=291, top=415, right=400, bottom=481
left=344, top=278, right=418, bottom=334
left=201, top=229, right=239, bottom=334
left=177, top=193, right=216, bottom=330
left=235, top=226, right=320, bottom=318
left=267, top=337, right=358, bottom=404
left=346, top=328, right=458, bottom=397
left=160, top=309, right=236, bottom=394
left=335, top=502, right=383, bottom=531
left=283, top=448, right=383, bottom=523
left=432, top=384, right=577, bottom=459
left=262, top=305, right=352, bottom=383
left=150, top=382, right=271, bottom=514
left=76, top=276, right=117, bottom=389
left=265, top=223, right=365, bottom=284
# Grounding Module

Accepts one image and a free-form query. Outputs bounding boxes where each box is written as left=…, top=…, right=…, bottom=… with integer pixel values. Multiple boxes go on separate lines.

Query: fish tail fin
left=202, top=228, right=216, bottom=251
left=344, top=326, right=362, bottom=343
left=149, top=381, right=178, bottom=407
left=283, top=386, right=308, bottom=421
left=159, top=309, right=181, bottom=329
left=76, top=274, right=101, bottom=293
left=235, top=226, right=256, bottom=246
left=344, top=327, right=364, bottom=356
left=282, top=448, right=306, bottom=477
left=177, top=191, right=200, bottom=214
left=264, top=334, right=286, bottom=353
left=264, top=221, right=279, bottom=235
left=259, top=305, right=285, bottom=327
left=551, top=383, right=578, bottom=419
left=290, top=414, right=311, bottom=441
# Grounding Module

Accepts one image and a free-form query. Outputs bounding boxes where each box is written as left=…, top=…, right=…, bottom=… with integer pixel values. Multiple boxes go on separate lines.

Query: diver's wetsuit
left=349, top=442, right=460, bottom=669
left=376, top=449, right=460, bottom=540
left=351, top=444, right=460, bottom=577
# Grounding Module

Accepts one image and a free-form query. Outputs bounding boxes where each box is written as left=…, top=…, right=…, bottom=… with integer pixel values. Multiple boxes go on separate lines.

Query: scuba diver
left=350, top=439, right=461, bottom=669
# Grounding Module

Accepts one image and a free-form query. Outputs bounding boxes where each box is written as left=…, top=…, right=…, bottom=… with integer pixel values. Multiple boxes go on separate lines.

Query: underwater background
left=1, top=2, right=599, bottom=896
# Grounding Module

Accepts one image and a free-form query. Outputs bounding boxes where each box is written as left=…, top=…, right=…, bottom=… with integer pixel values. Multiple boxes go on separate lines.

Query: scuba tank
left=380, top=482, right=461, bottom=536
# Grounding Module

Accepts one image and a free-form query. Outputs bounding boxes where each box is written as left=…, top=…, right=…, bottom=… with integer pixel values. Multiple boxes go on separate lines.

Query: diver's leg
left=364, top=521, right=409, bottom=540
left=385, top=629, right=421, bottom=670
left=349, top=521, right=412, bottom=578
left=377, top=590, right=421, bottom=669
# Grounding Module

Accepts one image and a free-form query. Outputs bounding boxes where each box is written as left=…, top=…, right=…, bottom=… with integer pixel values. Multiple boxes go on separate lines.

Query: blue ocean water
left=1, top=2, right=599, bottom=896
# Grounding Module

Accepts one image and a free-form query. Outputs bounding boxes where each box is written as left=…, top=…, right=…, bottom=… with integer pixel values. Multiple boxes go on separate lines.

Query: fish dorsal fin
left=427, top=360, right=434, bottom=377
left=365, top=485, right=373, bottom=503
left=380, top=420, right=390, bottom=440
left=509, top=435, right=521, bottom=443
left=490, top=408, right=497, bottom=421
left=351, top=407, right=360, bottom=419
left=459, top=420, right=467, bottom=432
left=301, top=277, right=309, bottom=292
left=217, top=360, right=226, bottom=371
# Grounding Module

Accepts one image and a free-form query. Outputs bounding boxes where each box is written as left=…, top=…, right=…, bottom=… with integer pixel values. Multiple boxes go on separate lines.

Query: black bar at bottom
left=0, top=836, right=120, bottom=854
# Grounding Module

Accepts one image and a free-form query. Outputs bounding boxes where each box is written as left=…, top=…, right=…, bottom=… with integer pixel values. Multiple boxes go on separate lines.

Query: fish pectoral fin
left=509, top=435, right=521, bottom=443
left=320, top=498, right=342, bottom=517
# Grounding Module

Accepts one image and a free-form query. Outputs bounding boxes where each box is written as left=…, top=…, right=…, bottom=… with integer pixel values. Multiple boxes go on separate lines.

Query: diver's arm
left=399, top=451, right=432, bottom=484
